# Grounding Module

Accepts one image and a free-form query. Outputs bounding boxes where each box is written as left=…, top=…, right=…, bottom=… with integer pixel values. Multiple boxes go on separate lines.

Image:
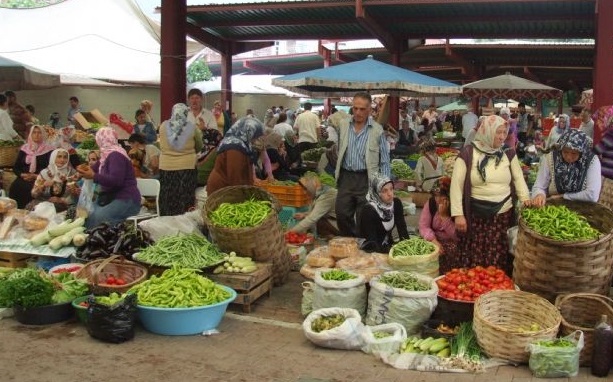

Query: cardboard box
left=72, top=109, right=108, bottom=129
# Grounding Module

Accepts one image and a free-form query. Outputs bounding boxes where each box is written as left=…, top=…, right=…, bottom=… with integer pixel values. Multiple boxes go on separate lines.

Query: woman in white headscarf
left=450, top=115, right=530, bottom=273
left=545, top=113, right=570, bottom=150
left=356, top=173, right=409, bottom=253
left=158, top=103, right=203, bottom=216
left=30, top=148, right=80, bottom=212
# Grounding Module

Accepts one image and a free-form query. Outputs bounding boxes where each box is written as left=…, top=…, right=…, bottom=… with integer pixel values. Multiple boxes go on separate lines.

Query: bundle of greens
left=0, top=268, right=89, bottom=308
left=0, top=268, right=54, bottom=308
left=440, top=321, right=484, bottom=373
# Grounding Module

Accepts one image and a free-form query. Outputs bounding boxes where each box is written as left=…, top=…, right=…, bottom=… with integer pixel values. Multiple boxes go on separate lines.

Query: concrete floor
left=0, top=271, right=608, bottom=382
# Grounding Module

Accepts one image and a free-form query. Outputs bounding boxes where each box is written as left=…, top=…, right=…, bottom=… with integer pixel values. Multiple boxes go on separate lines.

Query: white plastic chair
left=127, top=178, right=160, bottom=226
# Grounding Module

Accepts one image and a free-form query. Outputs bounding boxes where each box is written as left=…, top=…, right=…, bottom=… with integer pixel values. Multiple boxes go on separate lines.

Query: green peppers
left=320, top=269, right=357, bottom=281
left=522, top=205, right=600, bottom=241
left=209, top=199, right=272, bottom=228
left=130, top=267, right=231, bottom=308
left=378, top=272, right=430, bottom=291
left=391, top=237, right=437, bottom=257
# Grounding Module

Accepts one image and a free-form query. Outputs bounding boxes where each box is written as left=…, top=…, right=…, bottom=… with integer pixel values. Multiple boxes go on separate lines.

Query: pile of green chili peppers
left=209, top=199, right=272, bottom=228
left=130, top=267, right=231, bottom=308
left=521, top=205, right=600, bottom=241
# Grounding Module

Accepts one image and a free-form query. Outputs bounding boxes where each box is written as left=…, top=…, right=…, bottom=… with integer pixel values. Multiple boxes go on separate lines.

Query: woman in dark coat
left=357, top=173, right=409, bottom=253
left=9, top=125, right=54, bottom=208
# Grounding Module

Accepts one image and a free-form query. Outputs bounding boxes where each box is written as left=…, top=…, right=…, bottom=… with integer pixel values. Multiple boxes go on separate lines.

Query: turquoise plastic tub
left=136, top=286, right=237, bottom=335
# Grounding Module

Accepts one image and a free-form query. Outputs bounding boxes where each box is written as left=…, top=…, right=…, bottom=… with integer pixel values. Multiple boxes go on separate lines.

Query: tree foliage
left=187, top=59, right=213, bottom=84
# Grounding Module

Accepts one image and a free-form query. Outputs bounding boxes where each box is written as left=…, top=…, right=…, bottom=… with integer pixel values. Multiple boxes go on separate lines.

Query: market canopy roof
left=0, top=55, right=60, bottom=90
left=271, top=56, right=462, bottom=97
left=186, top=0, right=597, bottom=91
left=462, top=72, right=563, bottom=99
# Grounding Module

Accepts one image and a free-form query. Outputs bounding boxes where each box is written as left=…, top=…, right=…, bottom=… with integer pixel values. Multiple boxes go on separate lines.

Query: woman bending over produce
left=9, top=125, right=54, bottom=208
left=357, top=173, right=409, bottom=253
left=30, top=148, right=80, bottom=212
left=415, top=139, right=443, bottom=192
left=207, top=117, right=264, bottom=195
left=450, top=115, right=530, bottom=273
left=291, top=173, right=339, bottom=238
left=418, top=176, right=457, bottom=273
left=76, top=127, right=140, bottom=229
left=531, top=129, right=601, bottom=207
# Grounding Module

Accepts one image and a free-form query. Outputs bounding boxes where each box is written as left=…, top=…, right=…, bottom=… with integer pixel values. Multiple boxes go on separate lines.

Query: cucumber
left=428, top=338, right=449, bottom=353
left=48, top=217, right=85, bottom=237
left=30, top=231, right=51, bottom=246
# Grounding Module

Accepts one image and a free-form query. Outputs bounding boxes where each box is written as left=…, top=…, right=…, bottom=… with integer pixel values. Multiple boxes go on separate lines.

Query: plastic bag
left=312, top=269, right=367, bottom=316
left=528, top=330, right=584, bottom=378
left=366, top=271, right=438, bottom=335
left=361, top=323, right=407, bottom=355
left=303, top=307, right=365, bottom=350
left=301, top=281, right=314, bottom=317
left=77, top=179, right=95, bottom=215
left=139, top=211, right=204, bottom=242
left=86, top=294, right=137, bottom=344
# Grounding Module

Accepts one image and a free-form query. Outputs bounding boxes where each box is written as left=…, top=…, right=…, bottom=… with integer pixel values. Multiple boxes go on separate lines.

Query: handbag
left=96, top=190, right=116, bottom=207
left=470, top=194, right=511, bottom=218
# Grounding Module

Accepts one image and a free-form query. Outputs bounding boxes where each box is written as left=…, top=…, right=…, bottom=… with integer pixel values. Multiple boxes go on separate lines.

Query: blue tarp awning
left=272, top=55, right=462, bottom=98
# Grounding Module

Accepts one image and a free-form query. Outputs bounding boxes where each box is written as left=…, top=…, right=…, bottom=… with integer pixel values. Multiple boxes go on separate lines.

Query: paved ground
left=0, top=271, right=607, bottom=382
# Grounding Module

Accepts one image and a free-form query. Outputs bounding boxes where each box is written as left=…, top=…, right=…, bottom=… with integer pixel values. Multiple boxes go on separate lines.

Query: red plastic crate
left=260, top=184, right=311, bottom=207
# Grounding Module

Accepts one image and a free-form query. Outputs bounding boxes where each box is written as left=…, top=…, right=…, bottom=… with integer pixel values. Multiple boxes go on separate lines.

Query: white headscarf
left=40, top=148, right=73, bottom=182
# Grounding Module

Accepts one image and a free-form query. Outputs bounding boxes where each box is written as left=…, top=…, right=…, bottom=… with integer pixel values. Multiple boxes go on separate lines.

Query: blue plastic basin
left=137, top=286, right=237, bottom=335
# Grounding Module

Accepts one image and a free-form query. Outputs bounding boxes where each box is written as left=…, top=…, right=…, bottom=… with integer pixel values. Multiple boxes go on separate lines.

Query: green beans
left=391, top=159, right=415, bottom=180
left=136, top=233, right=226, bottom=268
left=378, top=272, right=431, bottom=291
left=521, top=205, right=600, bottom=241
left=320, top=269, right=357, bottom=281
left=209, top=199, right=272, bottom=228
left=130, top=267, right=231, bottom=308
left=391, top=237, right=437, bottom=257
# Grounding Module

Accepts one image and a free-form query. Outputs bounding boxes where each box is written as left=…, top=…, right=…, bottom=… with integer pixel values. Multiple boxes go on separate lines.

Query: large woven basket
left=202, top=185, right=291, bottom=285
left=513, top=199, right=613, bottom=302
left=473, top=290, right=561, bottom=363
left=0, top=145, right=20, bottom=168
left=1, top=169, right=17, bottom=193
left=555, top=293, right=613, bottom=366
left=599, top=176, right=613, bottom=211
left=77, top=255, right=148, bottom=295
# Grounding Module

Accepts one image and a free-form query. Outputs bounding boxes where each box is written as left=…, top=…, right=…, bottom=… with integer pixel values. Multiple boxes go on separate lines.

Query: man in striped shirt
left=334, top=92, right=391, bottom=236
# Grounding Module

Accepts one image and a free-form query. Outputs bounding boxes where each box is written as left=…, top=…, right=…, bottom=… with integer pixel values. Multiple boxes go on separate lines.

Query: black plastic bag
left=86, top=294, right=137, bottom=343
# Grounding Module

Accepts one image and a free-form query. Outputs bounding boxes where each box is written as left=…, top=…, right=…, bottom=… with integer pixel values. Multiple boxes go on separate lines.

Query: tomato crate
left=206, top=263, right=272, bottom=313
left=260, top=184, right=311, bottom=207
left=0, top=251, right=33, bottom=268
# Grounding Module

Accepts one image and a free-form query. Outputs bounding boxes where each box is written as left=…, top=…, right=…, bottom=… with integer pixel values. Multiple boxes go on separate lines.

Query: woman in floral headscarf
left=158, top=103, right=203, bottom=216
left=419, top=176, right=457, bottom=273
left=357, top=173, right=409, bottom=253
left=450, top=115, right=530, bottom=273
left=531, top=129, right=601, bottom=207
left=206, top=117, right=265, bottom=195
left=9, top=125, right=54, bottom=208
left=30, top=148, right=80, bottom=212
left=76, top=127, right=141, bottom=228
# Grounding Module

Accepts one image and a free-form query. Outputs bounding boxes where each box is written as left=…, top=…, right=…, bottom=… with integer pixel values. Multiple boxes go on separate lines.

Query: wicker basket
left=513, top=199, right=613, bottom=302
left=555, top=293, right=613, bottom=366
left=598, top=176, right=613, bottom=211
left=473, top=290, right=561, bottom=363
left=202, top=185, right=290, bottom=285
left=77, top=255, right=148, bottom=295
left=0, top=145, right=20, bottom=168
left=1, top=169, right=17, bottom=193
